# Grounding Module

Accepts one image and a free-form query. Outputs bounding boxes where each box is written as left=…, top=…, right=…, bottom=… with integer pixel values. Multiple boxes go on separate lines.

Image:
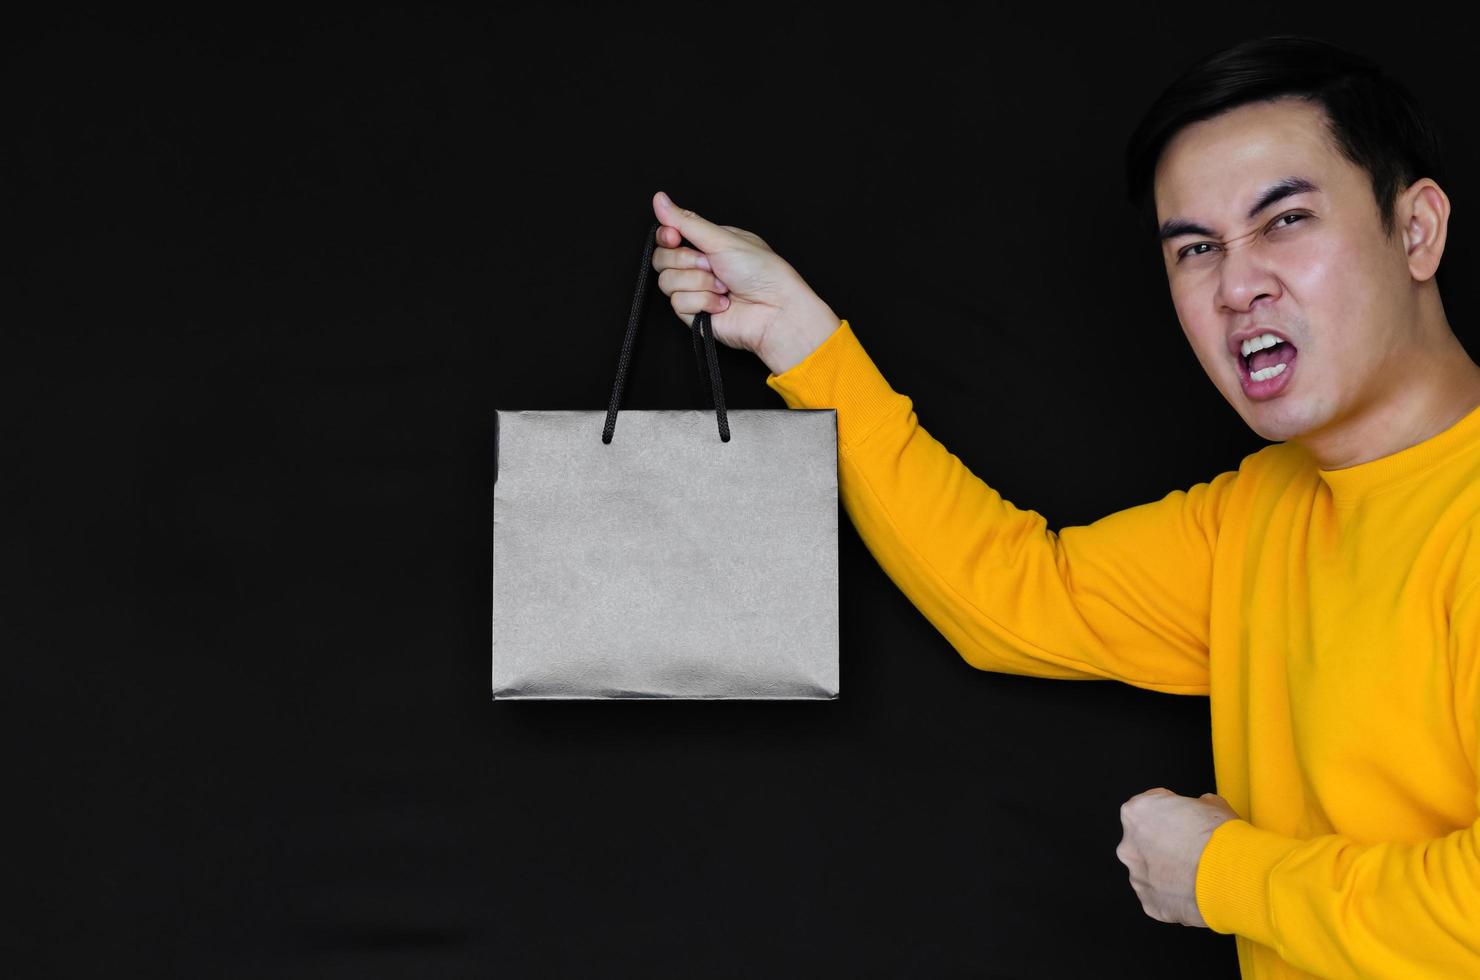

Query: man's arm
left=766, top=319, right=1238, bottom=696
left=1193, top=579, right=1480, bottom=975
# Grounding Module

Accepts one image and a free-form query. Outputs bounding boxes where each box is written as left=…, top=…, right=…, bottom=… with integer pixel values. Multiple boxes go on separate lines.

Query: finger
left=658, top=268, right=725, bottom=297
left=652, top=245, right=712, bottom=274
left=653, top=190, right=733, bottom=253
left=670, top=290, right=730, bottom=317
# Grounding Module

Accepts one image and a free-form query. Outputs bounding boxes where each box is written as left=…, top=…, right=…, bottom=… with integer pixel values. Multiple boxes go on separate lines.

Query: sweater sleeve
left=764, top=319, right=1236, bottom=696
left=1194, top=580, right=1480, bottom=976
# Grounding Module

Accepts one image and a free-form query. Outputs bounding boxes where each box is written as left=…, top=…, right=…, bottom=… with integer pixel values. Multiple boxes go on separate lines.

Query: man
left=649, top=35, right=1480, bottom=978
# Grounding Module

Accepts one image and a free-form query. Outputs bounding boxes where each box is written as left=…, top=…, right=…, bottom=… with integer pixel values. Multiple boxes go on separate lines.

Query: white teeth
left=1241, top=332, right=1285, bottom=357
left=1249, top=362, right=1288, bottom=382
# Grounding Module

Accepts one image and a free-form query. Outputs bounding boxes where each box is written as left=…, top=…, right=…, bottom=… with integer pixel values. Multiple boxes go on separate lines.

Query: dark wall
left=10, top=6, right=1477, bottom=977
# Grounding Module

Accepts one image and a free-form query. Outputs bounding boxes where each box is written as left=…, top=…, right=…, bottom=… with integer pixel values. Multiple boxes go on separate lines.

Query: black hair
left=1124, top=35, right=1449, bottom=255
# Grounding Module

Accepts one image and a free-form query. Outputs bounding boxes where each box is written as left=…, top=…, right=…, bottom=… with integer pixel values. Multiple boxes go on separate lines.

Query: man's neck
left=1297, top=329, right=1480, bottom=472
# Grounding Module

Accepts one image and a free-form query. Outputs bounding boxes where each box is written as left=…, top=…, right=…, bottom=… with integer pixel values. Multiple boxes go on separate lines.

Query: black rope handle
left=602, top=220, right=730, bottom=444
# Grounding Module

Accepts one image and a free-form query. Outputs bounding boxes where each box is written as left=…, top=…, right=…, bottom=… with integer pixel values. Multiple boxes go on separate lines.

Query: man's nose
left=1215, top=233, right=1281, bottom=312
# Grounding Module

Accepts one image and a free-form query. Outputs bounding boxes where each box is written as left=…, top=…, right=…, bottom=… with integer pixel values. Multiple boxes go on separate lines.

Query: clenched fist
left=1116, top=787, right=1241, bottom=928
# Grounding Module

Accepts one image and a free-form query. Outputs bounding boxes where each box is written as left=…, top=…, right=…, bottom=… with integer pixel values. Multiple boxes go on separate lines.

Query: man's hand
left=651, top=191, right=840, bottom=375
left=1116, top=787, right=1241, bottom=928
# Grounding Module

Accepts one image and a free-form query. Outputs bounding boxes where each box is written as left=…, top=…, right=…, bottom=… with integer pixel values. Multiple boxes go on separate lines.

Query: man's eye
left=1176, top=212, right=1308, bottom=262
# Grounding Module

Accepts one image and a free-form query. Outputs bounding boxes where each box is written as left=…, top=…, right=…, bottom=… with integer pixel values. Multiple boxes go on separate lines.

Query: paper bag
left=492, top=219, right=839, bottom=699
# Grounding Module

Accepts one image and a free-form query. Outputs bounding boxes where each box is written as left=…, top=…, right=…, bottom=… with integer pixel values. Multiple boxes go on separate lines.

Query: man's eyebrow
left=1158, top=176, right=1321, bottom=243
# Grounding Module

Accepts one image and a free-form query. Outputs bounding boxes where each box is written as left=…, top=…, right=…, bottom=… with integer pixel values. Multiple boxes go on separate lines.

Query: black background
left=10, top=6, right=1479, bottom=978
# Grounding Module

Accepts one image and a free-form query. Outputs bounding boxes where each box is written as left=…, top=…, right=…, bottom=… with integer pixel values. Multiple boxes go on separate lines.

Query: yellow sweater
left=765, top=319, right=1480, bottom=979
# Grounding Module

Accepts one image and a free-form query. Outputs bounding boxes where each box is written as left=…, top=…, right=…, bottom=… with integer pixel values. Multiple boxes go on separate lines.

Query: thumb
left=653, top=190, right=733, bottom=252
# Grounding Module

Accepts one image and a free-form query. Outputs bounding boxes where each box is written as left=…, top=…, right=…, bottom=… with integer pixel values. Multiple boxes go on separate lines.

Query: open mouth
left=1236, top=339, right=1298, bottom=395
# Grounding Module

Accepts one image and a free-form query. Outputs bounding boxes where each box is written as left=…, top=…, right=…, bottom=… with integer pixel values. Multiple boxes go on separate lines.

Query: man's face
left=1154, top=96, right=1416, bottom=445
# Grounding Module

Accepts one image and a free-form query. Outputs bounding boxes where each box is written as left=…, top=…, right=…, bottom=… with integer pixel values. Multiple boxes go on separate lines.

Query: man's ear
left=1399, top=178, right=1449, bottom=283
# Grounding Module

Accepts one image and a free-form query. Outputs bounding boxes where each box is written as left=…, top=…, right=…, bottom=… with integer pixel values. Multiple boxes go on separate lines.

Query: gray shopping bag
left=492, top=220, right=838, bottom=700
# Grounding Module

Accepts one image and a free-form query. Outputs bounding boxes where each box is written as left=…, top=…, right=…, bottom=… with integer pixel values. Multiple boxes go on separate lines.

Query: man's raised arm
left=767, top=318, right=1238, bottom=696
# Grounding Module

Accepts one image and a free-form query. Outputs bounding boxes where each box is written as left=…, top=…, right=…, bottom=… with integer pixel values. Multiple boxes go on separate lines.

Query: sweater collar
left=1313, top=399, right=1480, bottom=507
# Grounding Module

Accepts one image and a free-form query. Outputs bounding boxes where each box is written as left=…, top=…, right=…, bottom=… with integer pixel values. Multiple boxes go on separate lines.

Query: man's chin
left=1239, top=405, right=1313, bottom=444
left=1219, top=376, right=1306, bottom=441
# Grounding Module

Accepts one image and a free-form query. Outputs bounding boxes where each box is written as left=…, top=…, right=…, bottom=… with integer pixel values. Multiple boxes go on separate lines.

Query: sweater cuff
left=1195, top=818, right=1303, bottom=947
left=764, top=319, right=910, bottom=458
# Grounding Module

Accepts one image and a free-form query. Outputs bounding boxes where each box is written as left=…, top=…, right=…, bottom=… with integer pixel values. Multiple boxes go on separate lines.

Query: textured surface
left=493, top=408, right=839, bottom=699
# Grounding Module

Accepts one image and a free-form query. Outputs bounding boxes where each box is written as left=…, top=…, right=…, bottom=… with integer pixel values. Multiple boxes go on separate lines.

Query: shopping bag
left=492, top=219, right=839, bottom=700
